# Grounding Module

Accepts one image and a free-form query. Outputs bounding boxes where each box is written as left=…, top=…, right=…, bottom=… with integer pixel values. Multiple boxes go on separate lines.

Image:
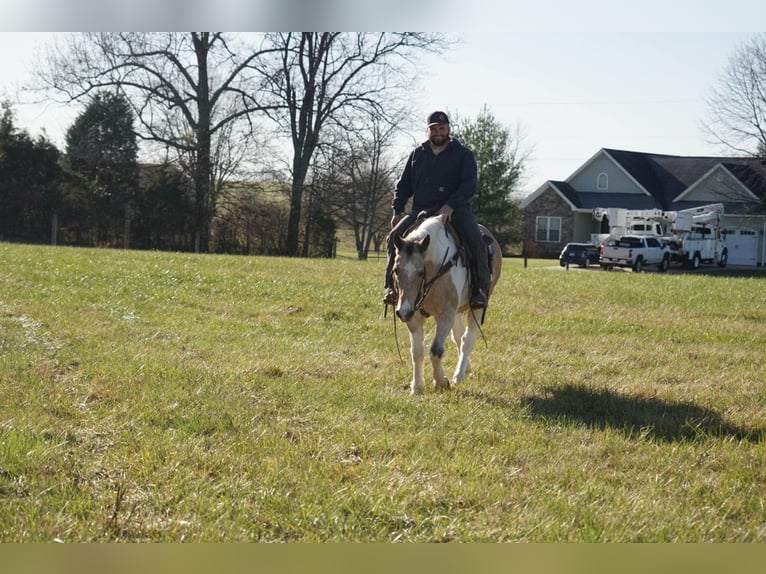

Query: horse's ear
left=418, top=234, right=430, bottom=252
left=393, top=234, right=405, bottom=251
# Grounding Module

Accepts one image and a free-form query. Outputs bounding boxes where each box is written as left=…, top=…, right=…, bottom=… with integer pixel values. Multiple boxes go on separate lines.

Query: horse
left=392, top=216, right=502, bottom=395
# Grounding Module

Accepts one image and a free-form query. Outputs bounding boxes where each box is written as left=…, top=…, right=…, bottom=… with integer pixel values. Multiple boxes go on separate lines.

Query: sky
left=1, top=2, right=765, bottom=196
left=412, top=31, right=757, bottom=193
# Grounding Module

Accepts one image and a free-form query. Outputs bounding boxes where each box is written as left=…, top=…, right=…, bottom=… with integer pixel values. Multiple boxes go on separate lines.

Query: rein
left=387, top=217, right=489, bottom=363
left=413, top=223, right=490, bottom=348
left=414, top=226, right=461, bottom=314
left=388, top=305, right=404, bottom=364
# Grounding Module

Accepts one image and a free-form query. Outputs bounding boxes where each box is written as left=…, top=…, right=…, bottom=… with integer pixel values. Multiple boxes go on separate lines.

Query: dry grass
left=1, top=243, right=765, bottom=541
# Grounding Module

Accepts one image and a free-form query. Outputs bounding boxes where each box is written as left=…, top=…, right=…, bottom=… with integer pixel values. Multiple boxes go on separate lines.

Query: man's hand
left=436, top=204, right=453, bottom=221
left=391, top=213, right=403, bottom=228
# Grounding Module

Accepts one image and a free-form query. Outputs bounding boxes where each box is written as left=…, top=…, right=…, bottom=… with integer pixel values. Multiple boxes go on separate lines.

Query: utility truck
left=592, top=207, right=668, bottom=242
left=593, top=203, right=728, bottom=270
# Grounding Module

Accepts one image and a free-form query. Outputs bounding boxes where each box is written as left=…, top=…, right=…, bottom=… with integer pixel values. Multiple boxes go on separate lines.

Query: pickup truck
left=599, top=235, right=670, bottom=272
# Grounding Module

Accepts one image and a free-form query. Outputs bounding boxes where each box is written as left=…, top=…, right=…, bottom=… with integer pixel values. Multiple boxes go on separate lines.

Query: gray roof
left=602, top=148, right=766, bottom=212
left=548, top=181, right=656, bottom=210
left=524, top=148, right=766, bottom=214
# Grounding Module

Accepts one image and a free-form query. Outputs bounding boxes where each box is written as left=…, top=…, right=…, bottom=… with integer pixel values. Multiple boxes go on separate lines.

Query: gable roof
left=676, top=163, right=760, bottom=203
left=520, top=179, right=667, bottom=211
left=524, top=148, right=766, bottom=214
left=519, top=180, right=568, bottom=209
left=601, top=149, right=712, bottom=209
left=720, top=161, right=766, bottom=199
left=606, top=148, right=766, bottom=210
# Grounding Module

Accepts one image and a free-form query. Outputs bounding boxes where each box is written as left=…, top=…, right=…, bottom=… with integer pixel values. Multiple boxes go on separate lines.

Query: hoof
left=410, top=383, right=424, bottom=396
left=434, top=377, right=450, bottom=391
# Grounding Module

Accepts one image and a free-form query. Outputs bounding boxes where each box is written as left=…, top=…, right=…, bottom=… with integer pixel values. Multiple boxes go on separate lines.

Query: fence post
left=51, top=213, right=58, bottom=246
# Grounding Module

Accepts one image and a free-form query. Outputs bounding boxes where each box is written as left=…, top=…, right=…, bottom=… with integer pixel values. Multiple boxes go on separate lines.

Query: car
left=559, top=242, right=600, bottom=268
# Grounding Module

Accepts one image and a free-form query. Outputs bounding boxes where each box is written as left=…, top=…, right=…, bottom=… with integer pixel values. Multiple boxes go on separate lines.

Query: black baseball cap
left=427, top=111, right=449, bottom=126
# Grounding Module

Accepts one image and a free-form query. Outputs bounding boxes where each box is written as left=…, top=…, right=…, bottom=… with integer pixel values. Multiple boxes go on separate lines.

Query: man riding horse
left=383, top=110, right=490, bottom=310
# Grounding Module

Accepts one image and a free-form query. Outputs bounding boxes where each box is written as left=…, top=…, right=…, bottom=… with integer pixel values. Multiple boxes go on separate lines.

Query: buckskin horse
left=392, top=215, right=502, bottom=395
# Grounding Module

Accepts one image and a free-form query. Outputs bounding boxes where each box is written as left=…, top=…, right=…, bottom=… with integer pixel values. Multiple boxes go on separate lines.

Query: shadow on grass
left=520, top=384, right=764, bottom=443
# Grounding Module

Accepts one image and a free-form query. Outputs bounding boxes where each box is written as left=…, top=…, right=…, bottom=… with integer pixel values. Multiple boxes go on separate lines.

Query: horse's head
left=392, top=232, right=431, bottom=322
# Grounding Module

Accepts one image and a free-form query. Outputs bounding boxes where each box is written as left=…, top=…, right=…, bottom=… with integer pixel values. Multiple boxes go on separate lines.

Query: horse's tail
left=478, top=224, right=503, bottom=294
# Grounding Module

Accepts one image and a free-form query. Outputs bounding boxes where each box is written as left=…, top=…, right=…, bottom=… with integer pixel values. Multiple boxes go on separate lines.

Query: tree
left=213, top=181, right=290, bottom=255
left=253, top=32, right=447, bottom=256
left=38, top=32, right=278, bottom=252
left=132, top=163, right=194, bottom=251
left=64, top=91, right=138, bottom=245
left=0, top=100, right=62, bottom=243
left=450, top=106, right=528, bottom=250
left=313, top=114, right=402, bottom=259
left=705, top=33, right=766, bottom=156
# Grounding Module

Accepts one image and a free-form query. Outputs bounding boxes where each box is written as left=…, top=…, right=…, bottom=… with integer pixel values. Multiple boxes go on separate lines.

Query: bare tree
left=703, top=35, right=766, bottom=213
left=36, top=32, right=279, bottom=252
left=252, top=32, right=448, bottom=256
left=705, top=33, right=766, bottom=156
left=312, top=114, right=403, bottom=259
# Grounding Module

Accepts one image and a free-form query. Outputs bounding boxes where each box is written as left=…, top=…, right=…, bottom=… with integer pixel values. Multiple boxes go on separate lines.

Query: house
left=520, top=148, right=766, bottom=266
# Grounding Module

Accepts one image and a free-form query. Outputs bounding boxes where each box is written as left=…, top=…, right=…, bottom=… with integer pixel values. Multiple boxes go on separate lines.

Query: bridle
left=413, top=245, right=460, bottom=314
left=414, top=240, right=488, bottom=345
left=389, top=230, right=461, bottom=365
left=387, top=216, right=488, bottom=363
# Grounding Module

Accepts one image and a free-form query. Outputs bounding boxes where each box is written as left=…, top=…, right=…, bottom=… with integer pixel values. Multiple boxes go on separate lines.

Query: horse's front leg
left=454, top=307, right=484, bottom=384
left=406, top=316, right=426, bottom=395
left=452, top=312, right=471, bottom=384
left=430, top=310, right=455, bottom=391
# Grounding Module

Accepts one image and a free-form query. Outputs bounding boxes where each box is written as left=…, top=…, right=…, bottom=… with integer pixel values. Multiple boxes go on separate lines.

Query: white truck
left=593, top=204, right=728, bottom=270
left=664, top=206, right=728, bottom=269
left=599, top=234, right=670, bottom=272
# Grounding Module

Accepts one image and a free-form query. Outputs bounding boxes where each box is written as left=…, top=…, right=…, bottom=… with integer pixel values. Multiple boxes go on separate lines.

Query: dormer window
left=597, top=172, right=608, bottom=190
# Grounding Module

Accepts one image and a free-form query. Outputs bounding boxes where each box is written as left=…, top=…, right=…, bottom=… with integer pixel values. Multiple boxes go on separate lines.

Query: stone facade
left=522, top=186, right=574, bottom=257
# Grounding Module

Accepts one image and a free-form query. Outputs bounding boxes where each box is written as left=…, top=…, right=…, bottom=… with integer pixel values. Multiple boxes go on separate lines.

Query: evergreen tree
left=0, top=100, right=62, bottom=242
left=132, top=163, right=194, bottom=251
left=451, top=106, right=526, bottom=250
left=65, top=91, right=138, bottom=245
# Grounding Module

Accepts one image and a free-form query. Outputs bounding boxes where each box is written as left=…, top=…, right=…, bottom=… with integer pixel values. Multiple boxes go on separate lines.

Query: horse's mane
left=404, top=216, right=443, bottom=240
left=403, top=217, right=454, bottom=261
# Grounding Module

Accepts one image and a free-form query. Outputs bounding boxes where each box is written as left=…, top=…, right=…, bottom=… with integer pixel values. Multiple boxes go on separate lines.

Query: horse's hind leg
left=430, top=311, right=454, bottom=391
left=454, top=308, right=484, bottom=384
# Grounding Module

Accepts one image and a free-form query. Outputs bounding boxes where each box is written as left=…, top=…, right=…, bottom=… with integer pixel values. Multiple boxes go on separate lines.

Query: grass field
left=1, top=242, right=765, bottom=542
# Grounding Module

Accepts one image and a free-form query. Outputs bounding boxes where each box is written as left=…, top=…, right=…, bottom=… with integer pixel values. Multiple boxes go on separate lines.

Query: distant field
left=1, top=242, right=765, bottom=541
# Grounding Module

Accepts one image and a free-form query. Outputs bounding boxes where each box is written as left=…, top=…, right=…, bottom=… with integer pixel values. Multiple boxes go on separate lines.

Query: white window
left=536, top=216, right=561, bottom=242
left=597, top=172, right=608, bottom=190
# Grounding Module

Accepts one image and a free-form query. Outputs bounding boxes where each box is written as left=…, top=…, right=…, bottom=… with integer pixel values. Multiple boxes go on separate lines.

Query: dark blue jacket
left=392, top=138, right=478, bottom=215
